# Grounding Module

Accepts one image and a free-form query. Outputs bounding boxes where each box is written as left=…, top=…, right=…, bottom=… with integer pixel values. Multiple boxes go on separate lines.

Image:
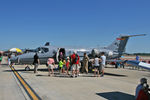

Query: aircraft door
left=56, top=48, right=66, bottom=62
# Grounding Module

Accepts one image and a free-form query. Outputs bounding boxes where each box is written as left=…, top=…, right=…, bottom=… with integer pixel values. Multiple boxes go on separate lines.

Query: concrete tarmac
left=0, top=65, right=25, bottom=100
left=1, top=58, right=150, bottom=100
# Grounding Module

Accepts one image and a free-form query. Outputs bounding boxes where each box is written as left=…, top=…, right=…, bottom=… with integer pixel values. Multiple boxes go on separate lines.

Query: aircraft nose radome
left=10, top=56, right=18, bottom=63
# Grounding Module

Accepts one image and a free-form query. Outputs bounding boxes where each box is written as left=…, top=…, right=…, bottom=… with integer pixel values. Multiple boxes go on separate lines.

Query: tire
left=25, top=66, right=30, bottom=71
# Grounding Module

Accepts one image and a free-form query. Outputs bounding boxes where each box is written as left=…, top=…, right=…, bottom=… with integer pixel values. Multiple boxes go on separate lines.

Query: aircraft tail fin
left=106, top=34, right=146, bottom=57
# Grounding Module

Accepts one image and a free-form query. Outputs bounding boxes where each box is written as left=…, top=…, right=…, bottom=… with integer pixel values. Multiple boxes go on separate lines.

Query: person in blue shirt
left=136, top=55, right=139, bottom=61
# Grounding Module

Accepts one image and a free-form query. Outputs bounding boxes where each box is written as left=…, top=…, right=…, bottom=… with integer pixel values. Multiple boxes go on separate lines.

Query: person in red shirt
left=71, top=51, right=80, bottom=78
left=136, top=83, right=150, bottom=100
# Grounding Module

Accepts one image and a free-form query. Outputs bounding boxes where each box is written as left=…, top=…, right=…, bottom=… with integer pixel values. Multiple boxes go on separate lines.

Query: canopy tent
left=9, top=48, right=22, bottom=53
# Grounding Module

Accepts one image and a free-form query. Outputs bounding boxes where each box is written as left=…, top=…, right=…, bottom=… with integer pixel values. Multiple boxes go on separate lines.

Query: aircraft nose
left=10, top=56, right=18, bottom=63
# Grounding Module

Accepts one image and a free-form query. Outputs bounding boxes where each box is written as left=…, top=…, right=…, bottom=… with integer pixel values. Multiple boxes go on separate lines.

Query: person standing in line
left=93, top=55, right=101, bottom=77
left=100, top=52, right=106, bottom=77
left=66, top=57, right=70, bottom=75
left=33, top=53, right=40, bottom=73
left=71, top=51, right=80, bottom=78
left=47, top=58, right=55, bottom=76
left=62, top=59, right=66, bottom=73
left=59, top=58, right=63, bottom=74
left=82, top=53, right=89, bottom=74
left=59, top=52, right=64, bottom=60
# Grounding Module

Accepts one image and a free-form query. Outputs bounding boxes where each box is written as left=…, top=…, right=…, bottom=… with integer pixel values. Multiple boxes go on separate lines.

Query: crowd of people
left=1, top=51, right=150, bottom=99
left=32, top=52, right=150, bottom=99
left=33, top=51, right=106, bottom=78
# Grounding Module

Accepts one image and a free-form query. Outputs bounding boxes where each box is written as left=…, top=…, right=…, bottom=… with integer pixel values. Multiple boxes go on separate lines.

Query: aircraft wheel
left=25, top=66, right=30, bottom=71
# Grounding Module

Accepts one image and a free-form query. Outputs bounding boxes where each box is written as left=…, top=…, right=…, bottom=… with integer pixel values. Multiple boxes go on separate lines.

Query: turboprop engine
left=91, top=49, right=113, bottom=57
left=107, top=51, right=113, bottom=56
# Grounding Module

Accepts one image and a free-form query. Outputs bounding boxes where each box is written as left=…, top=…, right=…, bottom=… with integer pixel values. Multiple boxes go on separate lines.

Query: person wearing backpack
left=71, top=51, right=80, bottom=78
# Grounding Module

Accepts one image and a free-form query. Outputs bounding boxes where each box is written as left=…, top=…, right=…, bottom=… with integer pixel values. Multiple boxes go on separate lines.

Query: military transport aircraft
left=10, top=34, right=150, bottom=71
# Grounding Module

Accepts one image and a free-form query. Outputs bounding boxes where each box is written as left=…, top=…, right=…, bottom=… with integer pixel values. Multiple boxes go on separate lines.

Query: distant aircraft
left=10, top=34, right=150, bottom=71
left=126, top=60, right=150, bottom=70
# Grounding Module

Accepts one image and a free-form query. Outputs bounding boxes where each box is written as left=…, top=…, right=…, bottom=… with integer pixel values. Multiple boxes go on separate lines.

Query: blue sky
left=0, top=0, right=150, bottom=53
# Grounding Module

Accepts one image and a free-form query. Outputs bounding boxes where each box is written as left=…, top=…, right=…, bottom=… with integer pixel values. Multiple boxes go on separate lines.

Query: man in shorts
left=100, top=52, right=106, bottom=77
left=93, top=55, right=101, bottom=77
left=47, top=58, right=55, bottom=76
left=71, top=51, right=80, bottom=78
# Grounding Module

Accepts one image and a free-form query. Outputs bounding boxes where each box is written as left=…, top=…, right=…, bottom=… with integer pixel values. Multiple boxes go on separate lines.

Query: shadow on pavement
left=3, top=69, right=33, bottom=72
left=96, top=91, right=134, bottom=100
left=3, top=67, right=127, bottom=77
left=104, top=72, right=127, bottom=77
left=36, top=73, right=72, bottom=78
left=36, top=74, right=50, bottom=77
left=81, top=74, right=97, bottom=77
left=3, top=68, right=47, bottom=72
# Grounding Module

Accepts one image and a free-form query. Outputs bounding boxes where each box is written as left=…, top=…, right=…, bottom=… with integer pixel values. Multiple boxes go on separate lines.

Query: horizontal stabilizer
left=126, top=60, right=150, bottom=70
left=121, top=34, right=146, bottom=37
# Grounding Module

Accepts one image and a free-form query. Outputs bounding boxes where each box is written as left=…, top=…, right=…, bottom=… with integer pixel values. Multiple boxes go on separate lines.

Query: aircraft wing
left=126, top=60, right=150, bottom=70
left=107, top=59, right=124, bottom=63
left=107, top=59, right=150, bottom=70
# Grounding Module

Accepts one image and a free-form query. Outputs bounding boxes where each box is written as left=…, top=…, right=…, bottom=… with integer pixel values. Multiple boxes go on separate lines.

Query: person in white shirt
left=93, top=55, right=101, bottom=77
left=100, top=52, right=106, bottom=77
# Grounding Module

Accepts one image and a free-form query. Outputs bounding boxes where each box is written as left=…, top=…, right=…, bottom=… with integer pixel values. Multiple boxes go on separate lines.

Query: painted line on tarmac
left=10, top=65, right=41, bottom=100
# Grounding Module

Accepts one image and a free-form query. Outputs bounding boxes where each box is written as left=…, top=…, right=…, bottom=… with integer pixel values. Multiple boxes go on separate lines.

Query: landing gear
left=25, top=66, right=30, bottom=71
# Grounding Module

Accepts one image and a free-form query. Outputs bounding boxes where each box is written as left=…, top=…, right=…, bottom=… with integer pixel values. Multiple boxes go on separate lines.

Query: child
left=66, top=57, right=70, bottom=75
left=59, top=59, right=63, bottom=74
left=63, top=59, right=66, bottom=73
left=93, top=55, right=101, bottom=77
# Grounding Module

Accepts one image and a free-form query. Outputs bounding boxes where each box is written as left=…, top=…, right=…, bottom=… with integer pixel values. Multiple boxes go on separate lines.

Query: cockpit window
left=35, top=47, right=49, bottom=53
left=41, top=47, right=49, bottom=53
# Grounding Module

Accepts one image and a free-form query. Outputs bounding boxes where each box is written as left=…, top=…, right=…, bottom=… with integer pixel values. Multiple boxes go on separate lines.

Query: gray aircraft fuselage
left=10, top=34, right=146, bottom=65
